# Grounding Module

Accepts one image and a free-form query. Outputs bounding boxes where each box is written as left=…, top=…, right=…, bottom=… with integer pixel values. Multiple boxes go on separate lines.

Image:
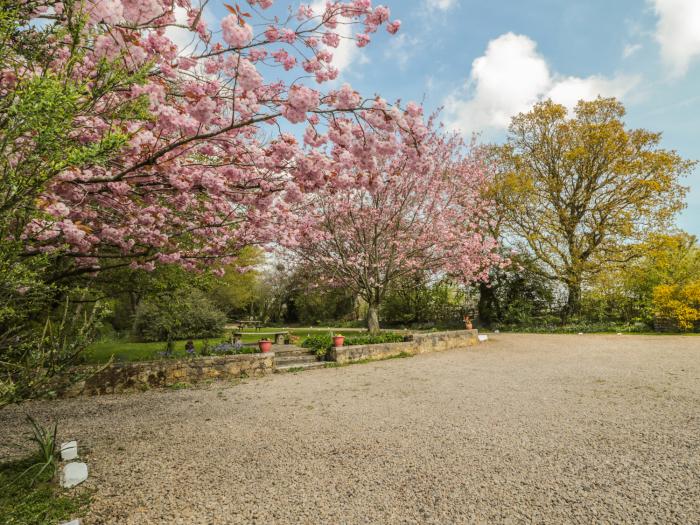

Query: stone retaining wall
left=64, top=330, right=480, bottom=396
left=64, top=353, right=274, bottom=396
left=328, top=329, right=479, bottom=364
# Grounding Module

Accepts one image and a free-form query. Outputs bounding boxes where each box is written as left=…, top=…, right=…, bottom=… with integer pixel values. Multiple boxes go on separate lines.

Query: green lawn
left=84, top=327, right=388, bottom=364
left=0, top=456, right=90, bottom=525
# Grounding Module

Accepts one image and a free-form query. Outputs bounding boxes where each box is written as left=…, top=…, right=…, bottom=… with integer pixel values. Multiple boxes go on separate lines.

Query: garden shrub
left=206, top=342, right=258, bottom=356
left=301, top=333, right=407, bottom=358
left=132, top=289, right=226, bottom=342
left=652, top=281, right=700, bottom=331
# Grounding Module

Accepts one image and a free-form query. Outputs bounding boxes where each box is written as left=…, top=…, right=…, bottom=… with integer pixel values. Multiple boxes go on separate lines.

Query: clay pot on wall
left=463, top=316, right=473, bottom=330
left=332, top=334, right=345, bottom=347
left=258, top=339, right=272, bottom=353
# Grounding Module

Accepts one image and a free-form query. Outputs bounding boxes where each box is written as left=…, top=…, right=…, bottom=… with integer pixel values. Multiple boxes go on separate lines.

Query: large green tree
left=493, top=98, right=694, bottom=319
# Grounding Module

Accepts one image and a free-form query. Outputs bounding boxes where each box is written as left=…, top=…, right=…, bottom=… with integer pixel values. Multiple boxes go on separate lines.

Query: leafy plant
left=301, top=332, right=407, bottom=358
left=132, top=289, right=226, bottom=343
left=210, top=342, right=246, bottom=355
left=653, top=281, right=700, bottom=332
left=1, top=294, right=108, bottom=407
left=15, top=416, right=58, bottom=487
left=1, top=455, right=89, bottom=525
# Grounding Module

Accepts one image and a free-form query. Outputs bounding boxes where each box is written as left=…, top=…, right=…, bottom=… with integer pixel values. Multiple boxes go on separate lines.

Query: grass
left=84, top=326, right=407, bottom=364
left=0, top=455, right=90, bottom=525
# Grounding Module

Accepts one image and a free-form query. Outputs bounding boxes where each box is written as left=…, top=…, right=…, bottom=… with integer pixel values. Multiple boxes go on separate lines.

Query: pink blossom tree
left=2, top=0, right=404, bottom=282
left=288, top=113, right=502, bottom=333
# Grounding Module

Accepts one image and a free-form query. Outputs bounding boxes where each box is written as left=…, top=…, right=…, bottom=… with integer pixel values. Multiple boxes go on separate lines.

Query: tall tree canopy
left=493, top=98, right=694, bottom=319
left=290, top=117, right=501, bottom=333
left=1, top=0, right=410, bottom=404
left=1, top=0, right=404, bottom=281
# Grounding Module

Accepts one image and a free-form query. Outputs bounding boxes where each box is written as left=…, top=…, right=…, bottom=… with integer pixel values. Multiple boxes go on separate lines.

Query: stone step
left=276, top=361, right=326, bottom=372
left=274, top=354, right=319, bottom=365
left=273, top=347, right=315, bottom=358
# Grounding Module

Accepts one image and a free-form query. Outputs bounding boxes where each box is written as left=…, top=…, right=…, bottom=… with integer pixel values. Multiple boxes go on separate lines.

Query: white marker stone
left=478, top=334, right=489, bottom=342
left=61, top=462, right=88, bottom=488
left=60, top=520, right=81, bottom=525
left=60, top=441, right=78, bottom=461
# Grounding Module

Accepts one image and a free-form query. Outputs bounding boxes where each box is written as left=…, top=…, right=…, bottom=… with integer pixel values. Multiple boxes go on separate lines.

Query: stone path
left=1, top=333, right=699, bottom=524
left=273, top=345, right=325, bottom=372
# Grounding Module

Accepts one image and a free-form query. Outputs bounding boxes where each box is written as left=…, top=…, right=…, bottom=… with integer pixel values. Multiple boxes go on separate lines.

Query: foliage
left=0, top=295, right=107, bottom=407
left=0, top=0, right=408, bottom=404
left=291, top=118, right=501, bottom=333
left=477, top=253, right=556, bottom=327
left=493, top=322, right=650, bottom=334
left=16, top=416, right=59, bottom=487
left=206, top=342, right=258, bottom=356
left=132, top=289, right=226, bottom=344
left=653, top=281, right=700, bottom=331
left=208, top=247, right=265, bottom=320
left=301, top=334, right=334, bottom=357
left=492, top=98, right=694, bottom=319
left=301, top=332, right=406, bottom=357
left=291, top=286, right=357, bottom=326
left=570, top=232, right=700, bottom=329
left=381, top=275, right=470, bottom=327
left=5, top=0, right=404, bottom=281
left=98, top=264, right=216, bottom=334
left=0, top=455, right=90, bottom=525
left=241, top=264, right=358, bottom=325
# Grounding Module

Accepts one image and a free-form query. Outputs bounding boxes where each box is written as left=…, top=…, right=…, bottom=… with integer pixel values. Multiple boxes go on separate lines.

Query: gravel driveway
left=2, top=333, right=699, bottom=524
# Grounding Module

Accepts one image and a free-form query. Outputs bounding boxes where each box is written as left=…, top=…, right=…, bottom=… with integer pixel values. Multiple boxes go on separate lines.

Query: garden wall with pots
left=328, top=329, right=480, bottom=364
left=63, top=353, right=274, bottom=396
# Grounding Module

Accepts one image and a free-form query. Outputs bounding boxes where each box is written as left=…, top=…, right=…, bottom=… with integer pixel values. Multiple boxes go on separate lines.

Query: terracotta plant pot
left=258, top=339, right=272, bottom=353
left=332, top=335, right=345, bottom=347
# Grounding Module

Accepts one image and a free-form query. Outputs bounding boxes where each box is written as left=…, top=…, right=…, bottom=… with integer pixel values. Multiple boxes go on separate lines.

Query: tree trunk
left=563, top=279, right=582, bottom=322
left=367, top=303, right=380, bottom=335
left=478, top=281, right=498, bottom=327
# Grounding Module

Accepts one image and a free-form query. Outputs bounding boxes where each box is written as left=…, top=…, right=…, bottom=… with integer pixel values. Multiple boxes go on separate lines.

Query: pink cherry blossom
left=221, top=17, right=253, bottom=48
left=286, top=114, right=501, bottom=331
left=386, top=20, right=401, bottom=34
left=9, top=0, right=421, bottom=277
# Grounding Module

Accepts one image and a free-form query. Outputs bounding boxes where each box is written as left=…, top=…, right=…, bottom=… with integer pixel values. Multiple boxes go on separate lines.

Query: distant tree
left=208, top=247, right=264, bottom=320
left=290, top=117, right=501, bottom=334
left=493, top=98, right=694, bottom=320
left=381, top=274, right=469, bottom=328
left=132, top=289, right=226, bottom=346
left=477, top=253, right=556, bottom=327
left=585, top=232, right=700, bottom=326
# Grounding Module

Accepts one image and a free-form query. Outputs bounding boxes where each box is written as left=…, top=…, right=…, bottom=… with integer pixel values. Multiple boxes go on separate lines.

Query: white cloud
left=443, top=33, right=640, bottom=136
left=424, top=0, right=458, bottom=11
left=650, top=0, right=700, bottom=77
left=384, top=34, right=420, bottom=71
left=622, top=43, right=642, bottom=59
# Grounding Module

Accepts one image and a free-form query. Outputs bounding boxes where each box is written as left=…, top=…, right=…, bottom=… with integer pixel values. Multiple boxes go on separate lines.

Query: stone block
left=61, top=462, right=88, bottom=488
left=60, top=441, right=78, bottom=461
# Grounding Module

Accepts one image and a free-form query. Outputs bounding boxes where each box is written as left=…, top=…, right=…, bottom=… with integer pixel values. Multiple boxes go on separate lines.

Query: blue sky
left=205, top=0, right=700, bottom=234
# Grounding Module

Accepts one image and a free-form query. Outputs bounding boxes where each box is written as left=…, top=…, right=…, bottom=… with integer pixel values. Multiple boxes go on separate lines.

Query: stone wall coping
left=89, top=351, right=274, bottom=370
left=329, top=329, right=479, bottom=364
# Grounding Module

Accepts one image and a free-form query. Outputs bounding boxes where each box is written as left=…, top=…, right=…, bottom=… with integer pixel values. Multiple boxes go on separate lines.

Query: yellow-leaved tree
left=493, top=98, right=695, bottom=320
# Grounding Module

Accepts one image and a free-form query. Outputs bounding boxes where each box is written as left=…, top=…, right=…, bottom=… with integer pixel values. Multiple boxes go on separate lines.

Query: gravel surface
left=2, top=333, right=699, bottom=524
